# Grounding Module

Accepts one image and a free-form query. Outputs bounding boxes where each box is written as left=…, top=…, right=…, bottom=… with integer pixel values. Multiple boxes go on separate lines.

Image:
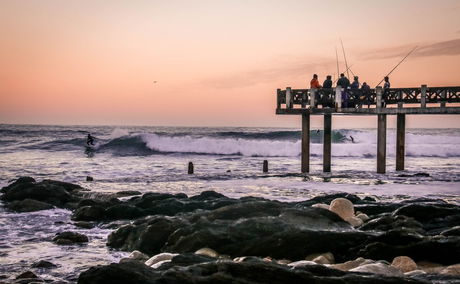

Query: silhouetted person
left=337, top=73, right=350, bottom=108
left=87, top=134, right=95, bottom=146
left=382, top=76, right=391, bottom=107
left=321, top=75, right=333, bottom=108
left=361, top=82, right=371, bottom=108
left=350, top=136, right=355, bottom=143
left=310, top=74, right=322, bottom=107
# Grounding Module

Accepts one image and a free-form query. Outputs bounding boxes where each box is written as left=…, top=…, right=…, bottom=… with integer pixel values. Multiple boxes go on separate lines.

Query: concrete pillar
left=335, top=87, right=342, bottom=111
left=301, top=90, right=307, bottom=108
left=301, top=113, right=310, bottom=173
left=188, top=162, right=194, bottom=174
left=310, top=89, right=316, bottom=109
left=421, top=85, right=427, bottom=108
left=286, top=87, right=292, bottom=109
left=323, top=114, right=332, bottom=172
left=376, top=86, right=383, bottom=109
left=377, top=114, right=387, bottom=174
left=396, top=114, right=405, bottom=171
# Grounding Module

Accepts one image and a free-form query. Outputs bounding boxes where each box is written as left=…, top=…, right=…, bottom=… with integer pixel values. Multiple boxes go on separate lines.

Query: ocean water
left=0, top=124, right=459, bottom=280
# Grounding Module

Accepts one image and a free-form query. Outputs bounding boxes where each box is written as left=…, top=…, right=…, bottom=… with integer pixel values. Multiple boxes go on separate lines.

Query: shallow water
left=0, top=124, right=459, bottom=281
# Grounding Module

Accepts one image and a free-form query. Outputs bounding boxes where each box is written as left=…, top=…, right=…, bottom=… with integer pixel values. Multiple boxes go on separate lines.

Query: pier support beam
left=377, top=114, right=387, bottom=174
left=301, top=113, right=310, bottom=173
left=396, top=114, right=405, bottom=171
left=323, top=114, right=331, bottom=172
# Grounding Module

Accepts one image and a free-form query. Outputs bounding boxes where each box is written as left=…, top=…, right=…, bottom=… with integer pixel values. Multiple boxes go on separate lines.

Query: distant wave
left=6, top=128, right=460, bottom=158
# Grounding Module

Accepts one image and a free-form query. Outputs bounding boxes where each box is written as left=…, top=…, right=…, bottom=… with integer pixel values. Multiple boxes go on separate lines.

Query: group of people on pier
left=309, top=74, right=390, bottom=108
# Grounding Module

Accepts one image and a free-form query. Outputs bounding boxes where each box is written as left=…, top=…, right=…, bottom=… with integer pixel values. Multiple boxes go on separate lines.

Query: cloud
left=201, top=58, right=335, bottom=89
left=360, top=38, right=460, bottom=60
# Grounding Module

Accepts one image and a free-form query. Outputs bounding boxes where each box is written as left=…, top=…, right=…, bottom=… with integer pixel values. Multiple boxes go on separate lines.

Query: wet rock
left=345, top=216, right=363, bottom=227
left=441, top=264, right=460, bottom=275
left=145, top=252, right=178, bottom=268
left=86, top=176, right=93, bottom=181
left=72, top=206, right=106, bottom=221
left=360, top=214, right=424, bottom=234
left=78, top=258, right=426, bottom=284
left=195, top=247, right=219, bottom=258
left=53, top=231, right=89, bottom=245
left=356, top=213, right=370, bottom=222
left=16, top=271, right=38, bottom=279
left=6, top=199, right=54, bottom=212
left=31, top=260, right=57, bottom=269
left=391, top=256, right=417, bottom=273
left=107, top=216, right=188, bottom=255
left=312, top=203, right=329, bottom=210
left=299, top=193, right=363, bottom=206
left=440, top=226, right=460, bottom=236
left=306, top=252, right=335, bottom=264
left=189, top=190, right=226, bottom=200
left=116, top=191, right=141, bottom=197
left=73, top=221, right=95, bottom=229
left=127, top=250, right=149, bottom=262
left=288, top=260, right=318, bottom=268
left=1, top=178, right=79, bottom=207
left=104, top=204, right=144, bottom=220
left=350, top=262, right=404, bottom=277
left=329, top=198, right=354, bottom=220
left=330, top=257, right=374, bottom=271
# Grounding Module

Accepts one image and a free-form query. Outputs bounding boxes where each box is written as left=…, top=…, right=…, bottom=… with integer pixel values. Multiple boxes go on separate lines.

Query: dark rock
left=1, top=180, right=74, bottom=206
left=31, top=260, right=57, bottom=269
left=441, top=226, right=460, bottom=236
left=297, top=192, right=364, bottom=207
left=72, top=206, right=106, bottom=221
left=155, top=253, right=216, bottom=270
left=116, top=191, right=141, bottom=197
left=86, top=176, right=93, bottom=182
left=189, top=190, right=226, bottom=201
left=107, top=216, right=188, bottom=255
left=78, top=258, right=428, bottom=284
left=16, top=271, right=38, bottom=279
left=78, top=259, right=158, bottom=284
left=353, top=203, right=402, bottom=216
left=74, top=221, right=95, bottom=229
left=53, top=231, right=89, bottom=245
left=6, top=199, right=54, bottom=212
left=360, top=214, right=425, bottom=234
left=105, top=204, right=145, bottom=220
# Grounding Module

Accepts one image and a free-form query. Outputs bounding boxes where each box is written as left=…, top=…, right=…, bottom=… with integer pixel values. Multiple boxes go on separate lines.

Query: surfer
left=349, top=135, right=355, bottom=143
left=86, top=134, right=95, bottom=146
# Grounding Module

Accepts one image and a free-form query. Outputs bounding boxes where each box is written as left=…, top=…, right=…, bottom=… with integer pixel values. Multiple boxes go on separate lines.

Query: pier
left=276, top=85, right=460, bottom=173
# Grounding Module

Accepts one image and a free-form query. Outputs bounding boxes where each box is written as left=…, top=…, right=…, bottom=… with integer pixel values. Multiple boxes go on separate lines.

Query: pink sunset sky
left=1, top=0, right=459, bottom=128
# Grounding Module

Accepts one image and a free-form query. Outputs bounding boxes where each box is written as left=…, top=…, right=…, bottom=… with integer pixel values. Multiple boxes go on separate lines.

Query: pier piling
left=263, top=160, right=268, bottom=173
left=323, top=114, right=332, bottom=172
left=301, top=113, right=310, bottom=173
left=188, top=162, right=194, bottom=174
left=377, top=114, right=387, bottom=173
left=396, top=114, right=406, bottom=171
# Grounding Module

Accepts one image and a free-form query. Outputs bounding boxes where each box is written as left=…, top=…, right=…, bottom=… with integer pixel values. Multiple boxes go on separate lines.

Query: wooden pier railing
left=275, top=85, right=460, bottom=174
left=276, top=85, right=460, bottom=114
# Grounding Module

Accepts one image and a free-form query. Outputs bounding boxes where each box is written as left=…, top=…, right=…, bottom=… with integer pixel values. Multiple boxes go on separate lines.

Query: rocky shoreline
left=1, top=177, right=460, bottom=283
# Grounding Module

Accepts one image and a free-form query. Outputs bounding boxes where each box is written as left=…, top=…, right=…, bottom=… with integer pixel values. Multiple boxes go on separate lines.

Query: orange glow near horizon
left=1, top=0, right=460, bottom=128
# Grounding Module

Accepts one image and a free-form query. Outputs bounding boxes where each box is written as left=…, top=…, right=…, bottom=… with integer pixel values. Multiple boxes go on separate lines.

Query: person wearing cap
left=310, top=74, right=322, bottom=107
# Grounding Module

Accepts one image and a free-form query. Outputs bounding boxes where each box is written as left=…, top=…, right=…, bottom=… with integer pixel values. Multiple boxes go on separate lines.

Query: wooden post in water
left=301, top=113, right=310, bottom=173
left=377, top=114, right=387, bottom=173
left=323, top=114, right=332, bottom=172
left=263, top=160, right=268, bottom=173
left=421, top=85, right=427, bottom=108
left=188, top=162, right=194, bottom=174
left=396, top=114, right=405, bottom=171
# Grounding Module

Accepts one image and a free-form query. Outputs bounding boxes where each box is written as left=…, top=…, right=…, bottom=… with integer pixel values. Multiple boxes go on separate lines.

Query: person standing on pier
left=310, top=74, right=322, bottom=107
left=337, top=73, right=350, bottom=108
left=350, top=76, right=360, bottom=108
left=361, top=82, right=371, bottom=108
left=322, top=75, right=333, bottom=108
left=382, top=76, right=391, bottom=107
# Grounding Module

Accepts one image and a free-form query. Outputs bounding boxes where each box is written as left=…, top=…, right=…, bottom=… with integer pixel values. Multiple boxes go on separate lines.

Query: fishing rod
left=333, top=64, right=354, bottom=84
left=335, top=47, right=340, bottom=82
left=340, top=38, right=350, bottom=79
left=376, top=46, right=418, bottom=87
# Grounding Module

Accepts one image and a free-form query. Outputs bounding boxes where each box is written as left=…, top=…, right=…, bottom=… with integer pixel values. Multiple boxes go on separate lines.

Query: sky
left=1, top=0, right=459, bottom=128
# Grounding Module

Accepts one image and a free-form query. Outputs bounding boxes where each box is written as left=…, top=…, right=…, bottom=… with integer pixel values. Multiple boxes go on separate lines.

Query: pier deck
left=275, top=85, right=460, bottom=174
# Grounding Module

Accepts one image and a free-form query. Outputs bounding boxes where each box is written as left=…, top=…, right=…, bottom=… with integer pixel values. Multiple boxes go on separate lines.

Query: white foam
left=109, top=128, right=130, bottom=139
left=138, top=132, right=460, bottom=158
